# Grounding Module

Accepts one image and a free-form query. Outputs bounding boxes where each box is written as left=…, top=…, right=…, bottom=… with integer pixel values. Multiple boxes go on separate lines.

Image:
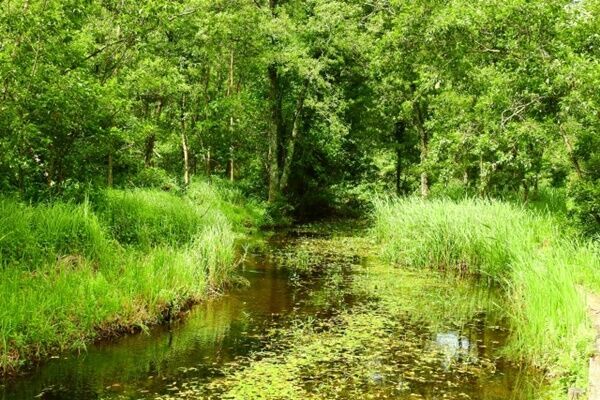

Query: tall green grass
left=373, top=197, right=599, bottom=390
left=96, top=189, right=206, bottom=247
left=0, top=181, right=259, bottom=374
left=0, top=199, right=110, bottom=268
left=186, top=179, right=267, bottom=232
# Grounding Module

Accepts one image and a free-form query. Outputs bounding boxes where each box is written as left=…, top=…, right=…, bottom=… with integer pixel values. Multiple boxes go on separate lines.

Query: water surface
left=0, top=224, right=546, bottom=399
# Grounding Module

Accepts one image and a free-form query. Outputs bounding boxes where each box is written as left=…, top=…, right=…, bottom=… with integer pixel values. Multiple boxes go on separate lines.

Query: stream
left=0, top=222, right=547, bottom=399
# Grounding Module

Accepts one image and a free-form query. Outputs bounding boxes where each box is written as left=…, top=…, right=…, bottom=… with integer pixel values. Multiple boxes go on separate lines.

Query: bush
left=186, top=179, right=267, bottom=231
left=569, top=178, right=600, bottom=238
left=131, top=167, right=179, bottom=191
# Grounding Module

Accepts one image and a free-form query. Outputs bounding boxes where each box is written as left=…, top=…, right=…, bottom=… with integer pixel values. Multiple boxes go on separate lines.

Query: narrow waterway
left=0, top=223, right=546, bottom=399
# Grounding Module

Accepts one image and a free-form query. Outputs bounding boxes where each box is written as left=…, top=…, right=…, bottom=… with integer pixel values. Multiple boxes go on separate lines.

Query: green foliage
left=569, top=177, right=600, bottom=238
left=0, top=0, right=597, bottom=232
left=131, top=167, right=179, bottom=191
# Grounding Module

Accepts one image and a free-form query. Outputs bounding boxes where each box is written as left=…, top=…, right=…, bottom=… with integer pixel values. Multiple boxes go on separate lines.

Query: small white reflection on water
left=435, top=332, right=477, bottom=369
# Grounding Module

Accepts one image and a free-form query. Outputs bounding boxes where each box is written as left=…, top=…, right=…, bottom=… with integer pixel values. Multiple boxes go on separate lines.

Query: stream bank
left=0, top=221, right=548, bottom=399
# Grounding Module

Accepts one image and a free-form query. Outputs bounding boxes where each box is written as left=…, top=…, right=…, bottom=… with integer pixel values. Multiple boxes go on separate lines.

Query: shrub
left=131, top=167, right=179, bottom=191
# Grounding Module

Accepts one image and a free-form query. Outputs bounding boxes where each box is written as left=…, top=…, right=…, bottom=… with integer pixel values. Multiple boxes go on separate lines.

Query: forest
left=0, top=0, right=599, bottom=399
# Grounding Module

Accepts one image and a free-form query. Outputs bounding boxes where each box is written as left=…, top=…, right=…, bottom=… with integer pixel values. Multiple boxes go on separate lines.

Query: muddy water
left=0, top=224, right=545, bottom=399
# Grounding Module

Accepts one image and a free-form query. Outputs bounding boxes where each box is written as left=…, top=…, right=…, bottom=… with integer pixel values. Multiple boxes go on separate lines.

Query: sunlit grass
left=372, top=197, right=599, bottom=390
left=0, top=181, right=259, bottom=374
left=0, top=199, right=111, bottom=268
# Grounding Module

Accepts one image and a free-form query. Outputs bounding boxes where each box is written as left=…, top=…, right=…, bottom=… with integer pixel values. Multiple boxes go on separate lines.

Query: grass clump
left=0, top=199, right=110, bottom=268
left=96, top=189, right=205, bottom=248
left=373, top=197, right=599, bottom=391
left=0, top=230, right=235, bottom=373
left=186, top=179, right=267, bottom=233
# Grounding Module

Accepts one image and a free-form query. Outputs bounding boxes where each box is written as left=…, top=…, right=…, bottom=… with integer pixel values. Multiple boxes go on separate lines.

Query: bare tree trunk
left=229, top=145, right=234, bottom=182
left=228, top=49, right=235, bottom=182
left=206, top=147, right=211, bottom=177
left=267, top=64, right=281, bottom=203
left=279, top=80, right=308, bottom=193
left=182, top=133, right=190, bottom=186
left=479, top=155, right=487, bottom=195
left=415, top=105, right=429, bottom=198
left=181, top=95, right=190, bottom=186
left=145, top=99, right=163, bottom=167
left=107, top=152, right=113, bottom=187
left=421, top=172, right=429, bottom=198
left=394, top=121, right=405, bottom=196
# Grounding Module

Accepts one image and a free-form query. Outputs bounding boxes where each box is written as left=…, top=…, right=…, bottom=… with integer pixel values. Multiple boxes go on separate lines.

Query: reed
left=373, top=197, right=599, bottom=389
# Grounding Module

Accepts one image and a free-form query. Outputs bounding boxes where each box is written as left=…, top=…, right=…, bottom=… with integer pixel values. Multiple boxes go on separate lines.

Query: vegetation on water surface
left=373, top=197, right=600, bottom=394
left=0, top=181, right=263, bottom=375
left=150, top=228, right=544, bottom=400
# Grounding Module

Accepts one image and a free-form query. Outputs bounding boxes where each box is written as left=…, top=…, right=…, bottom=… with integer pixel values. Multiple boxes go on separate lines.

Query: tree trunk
left=267, top=0, right=283, bottom=202
left=145, top=99, right=163, bottom=167
left=421, top=172, right=429, bottom=198
left=229, top=145, right=234, bottom=182
left=107, top=152, right=113, bottom=187
left=415, top=105, right=429, bottom=198
left=206, top=147, right=211, bottom=177
left=394, top=121, right=405, bottom=196
left=279, top=80, right=309, bottom=193
left=182, top=134, right=190, bottom=186
left=181, top=95, right=190, bottom=187
left=228, top=49, right=235, bottom=182
left=267, top=64, right=281, bottom=203
left=144, top=134, right=156, bottom=167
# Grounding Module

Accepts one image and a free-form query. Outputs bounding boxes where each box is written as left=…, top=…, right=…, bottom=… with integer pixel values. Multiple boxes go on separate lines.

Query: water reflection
left=435, top=332, right=475, bottom=368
